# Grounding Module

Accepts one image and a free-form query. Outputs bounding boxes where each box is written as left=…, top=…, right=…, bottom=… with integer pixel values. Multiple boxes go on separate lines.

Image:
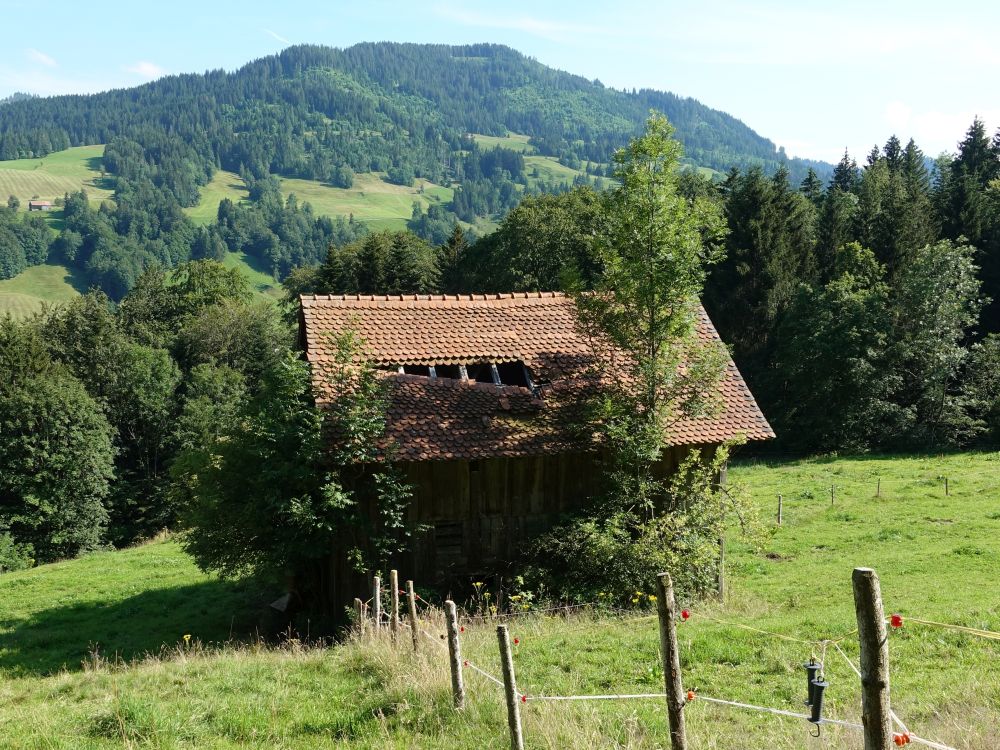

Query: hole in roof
left=392, top=361, right=537, bottom=389
left=435, top=364, right=462, bottom=379
left=496, top=362, right=530, bottom=388
left=402, top=365, right=431, bottom=376
left=466, top=363, right=496, bottom=384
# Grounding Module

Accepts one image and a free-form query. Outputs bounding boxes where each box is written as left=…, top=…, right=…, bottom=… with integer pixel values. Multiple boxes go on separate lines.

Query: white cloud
left=25, top=48, right=56, bottom=68
left=264, top=28, right=290, bottom=45
left=124, top=61, right=166, bottom=80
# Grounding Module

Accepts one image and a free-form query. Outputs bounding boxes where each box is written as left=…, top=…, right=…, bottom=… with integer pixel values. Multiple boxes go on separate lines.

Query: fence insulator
left=681, top=609, right=690, bottom=621
left=513, top=638, right=520, bottom=645
left=686, top=690, right=696, bottom=702
left=894, top=732, right=912, bottom=745
left=803, top=660, right=822, bottom=706
left=890, top=614, right=904, bottom=628
left=808, top=679, right=829, bottom=725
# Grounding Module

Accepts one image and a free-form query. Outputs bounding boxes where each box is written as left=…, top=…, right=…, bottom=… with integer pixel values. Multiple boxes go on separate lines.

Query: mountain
left=0, top=43, right=829, bottom=188
left=0, top=43, right=834, bottom=299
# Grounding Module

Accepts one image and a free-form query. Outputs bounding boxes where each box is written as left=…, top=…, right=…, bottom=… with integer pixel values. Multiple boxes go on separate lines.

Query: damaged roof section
left=300, top=293, right=775, bottom=462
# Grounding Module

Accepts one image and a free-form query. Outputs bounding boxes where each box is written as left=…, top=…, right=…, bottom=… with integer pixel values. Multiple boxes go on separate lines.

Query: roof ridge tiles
left=300, top=292, right=567, bottom=304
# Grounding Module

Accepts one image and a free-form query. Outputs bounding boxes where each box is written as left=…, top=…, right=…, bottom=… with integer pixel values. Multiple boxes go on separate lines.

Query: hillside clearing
left=220, top=250, right=281, bottom=299
left=0, top=263, right=86, bottom=318
left=0, top=145, right=114, bottom=206
left=183, top=170, right=248, bottom=226
left=0, top=452, right=997, bottom=748
left=185, top=170, right=455, bottom=234
left=470, top=132, right=535, bottom=152
left=279, top=173, right=453, bottom=231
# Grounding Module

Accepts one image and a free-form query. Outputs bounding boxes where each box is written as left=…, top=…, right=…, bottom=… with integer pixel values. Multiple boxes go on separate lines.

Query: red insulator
left=686, top=690, right=696, bottom=702
left=513, top=637, right=520, bottom=645
left=460, top=626, right=465, bottom=633
left=520, top=694, right=527, bottom=703
left=463, top=660, right=468, bottom=667
left=890, top=614, right=904, bottom=629
left=681, top=609, right=690, bottom=621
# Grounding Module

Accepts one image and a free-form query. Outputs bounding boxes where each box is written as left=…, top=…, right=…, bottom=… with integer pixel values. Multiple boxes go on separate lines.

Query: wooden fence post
left=389, top=569, right=400, bottom=641
left=656, top=572, right=688, bottom=750
left=717, top=536, right=726, bottom=601
left=353, top=597, right=365, bottom=634
left=831, top=485, right=836, bottom=505
left=372, top=575, right=382, bottom=631
left=777, top=494, right=783, bottom=525
left=406, top=580, right=419, bottom=652
left=852, top=567, right=892, bottom=750
left=945, top=477, right=949, bottom=496
left=444, top=600, right=466, bottom=710
left=877, top=478, right=881, bottom=498
left=497, top=623, right=525, bottom=750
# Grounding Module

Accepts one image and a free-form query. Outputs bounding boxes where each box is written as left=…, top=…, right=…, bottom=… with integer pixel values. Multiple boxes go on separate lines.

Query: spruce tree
left=800, top=168, right=824, bottom=207
left=437, top=224, right=469, bottom=294
left=831, top=149, right=860, bottom=193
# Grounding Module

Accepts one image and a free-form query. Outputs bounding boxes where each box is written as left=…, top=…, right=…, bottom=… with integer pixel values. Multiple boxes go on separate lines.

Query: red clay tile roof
left=300, top=293, right=774, bottom=461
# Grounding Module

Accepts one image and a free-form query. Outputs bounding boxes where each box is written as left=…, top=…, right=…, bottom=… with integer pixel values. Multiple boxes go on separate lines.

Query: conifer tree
left=437, top=224, right=469, bottom=294
left=831, top=149, right=860, bottom=193
left=800, top=168, right=824, bottom=207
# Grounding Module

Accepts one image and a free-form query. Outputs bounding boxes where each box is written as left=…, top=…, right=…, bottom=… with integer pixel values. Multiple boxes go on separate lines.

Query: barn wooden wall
left=397, top=445, right=695, bottom=584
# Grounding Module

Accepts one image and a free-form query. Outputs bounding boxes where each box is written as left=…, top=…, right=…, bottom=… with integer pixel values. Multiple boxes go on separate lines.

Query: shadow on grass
left=0, top=578, right=268, bottom=677
left=60, top=263, right=90, bottom=294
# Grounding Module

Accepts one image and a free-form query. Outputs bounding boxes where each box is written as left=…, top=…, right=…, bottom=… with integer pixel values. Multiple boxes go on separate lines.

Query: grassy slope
left=471, top=132, right=603, bottom=191
left=0, top=147, right=110, bottom=315
left=0, top=145, right=114, bottom=207
left=471, top=132, right=534, bottom=152
left=0, top=453, right=998, bottom=748
left=0, top=263, right=87, bottom=318
left=278, top=173, right=453, bottom=232
left=183, top=170, right=248, bottom=226
left=221, top=251, right=283, bottom=300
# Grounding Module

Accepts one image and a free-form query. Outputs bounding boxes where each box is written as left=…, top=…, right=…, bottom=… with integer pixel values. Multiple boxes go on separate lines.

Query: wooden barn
left=299, top=292, right=773, bottom=595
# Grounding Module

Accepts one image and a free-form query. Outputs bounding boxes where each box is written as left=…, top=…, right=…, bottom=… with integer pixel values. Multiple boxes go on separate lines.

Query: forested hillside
left=0, top=42, right=831, bottom=300
left=0, top=43, right=823, bottom=185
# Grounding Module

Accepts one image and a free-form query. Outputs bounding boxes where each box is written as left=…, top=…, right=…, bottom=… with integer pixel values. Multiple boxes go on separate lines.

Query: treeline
left=0, top=262, right=290, bottom=570
left=0, top=198, right=51, bottom=278
left=705, top=122, right=1000, bottom=451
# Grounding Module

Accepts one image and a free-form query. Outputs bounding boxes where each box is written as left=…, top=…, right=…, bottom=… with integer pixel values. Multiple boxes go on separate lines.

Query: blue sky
left=0, top=0, right=993, bottom=164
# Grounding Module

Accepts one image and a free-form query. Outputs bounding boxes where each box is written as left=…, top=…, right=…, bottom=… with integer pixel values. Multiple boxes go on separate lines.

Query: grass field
left=0, top=145, right=114, bottom=208
left=185, top=170, right=455, bottom=234
left=0, top=452, right=997, bottom=748
left=279, top=173, right=453, bottom=231
left=0, top=263, right=87, bottom=318
left=183, top=170, right=248, bottom=226
left=221, top=251, right=281, bottom=299
left=471, top=132, right=535, bottom=152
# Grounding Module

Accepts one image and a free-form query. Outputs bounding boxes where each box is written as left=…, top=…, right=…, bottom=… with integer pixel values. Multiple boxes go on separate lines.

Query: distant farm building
left=27, top=200, right=52, bottom=211
left=299, top=292, right=773, bottom=599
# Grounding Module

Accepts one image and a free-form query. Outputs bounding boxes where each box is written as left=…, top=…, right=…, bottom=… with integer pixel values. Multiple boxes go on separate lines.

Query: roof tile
left=301, top=293, right=774, bottom=461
